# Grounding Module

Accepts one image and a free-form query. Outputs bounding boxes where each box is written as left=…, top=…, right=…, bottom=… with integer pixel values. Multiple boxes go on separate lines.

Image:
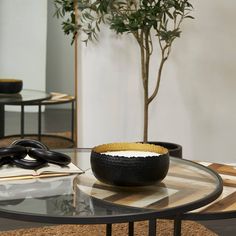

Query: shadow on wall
left=173, top=0, right=236, bottom=162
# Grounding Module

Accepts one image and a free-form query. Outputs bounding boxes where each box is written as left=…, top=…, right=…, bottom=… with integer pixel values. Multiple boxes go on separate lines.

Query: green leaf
left=53, top=0, right=194, bottom=45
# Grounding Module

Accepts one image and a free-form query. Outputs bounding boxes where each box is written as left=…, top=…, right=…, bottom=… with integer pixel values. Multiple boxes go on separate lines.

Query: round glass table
left=0, top=89, right=51, bottom=137
left=0, top=149, right=223, bottom=236
left=0, top=89, right=51, bottom=105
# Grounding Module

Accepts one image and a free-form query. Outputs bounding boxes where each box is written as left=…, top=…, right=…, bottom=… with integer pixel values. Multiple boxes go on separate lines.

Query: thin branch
left=132, top=30, right=141, bottom=46
left=144, top=30, right=151, bottom=88
left=148, top=49, right=167, bottom=104
left=140, top=30, right=146, bottom=90
left=148, top=33, right=153, bottom=55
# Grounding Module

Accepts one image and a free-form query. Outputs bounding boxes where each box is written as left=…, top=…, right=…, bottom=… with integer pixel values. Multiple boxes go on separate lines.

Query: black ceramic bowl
left=0, top=79, right=23, bottom=94
left=90, top=142, right=169, bottom=186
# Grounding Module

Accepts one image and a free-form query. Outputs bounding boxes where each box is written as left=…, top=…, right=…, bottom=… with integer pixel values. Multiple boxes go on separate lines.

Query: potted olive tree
left=54, top=0, right=193, bottom=157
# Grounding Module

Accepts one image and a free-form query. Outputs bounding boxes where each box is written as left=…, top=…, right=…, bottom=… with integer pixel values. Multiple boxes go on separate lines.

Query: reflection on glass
left=0, top=175, right=76, bottom=215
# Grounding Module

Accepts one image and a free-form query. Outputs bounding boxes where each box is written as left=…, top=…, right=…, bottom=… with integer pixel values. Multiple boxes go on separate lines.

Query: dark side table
left=20, top=92, right=75, bottom=147
left=0, top=89, right=51, bottom=138
left=0, top=92, right=75, bottom=148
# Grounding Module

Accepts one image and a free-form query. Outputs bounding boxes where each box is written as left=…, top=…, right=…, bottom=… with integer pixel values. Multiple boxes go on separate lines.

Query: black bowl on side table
left=90, top=142, right=169, bottom=187
left=0, top=79, right=23, bottom=94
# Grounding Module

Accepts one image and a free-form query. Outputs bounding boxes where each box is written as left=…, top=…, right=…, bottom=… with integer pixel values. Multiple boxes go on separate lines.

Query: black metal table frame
left=2, top=98, right=75, bottom=147
left=0, top=158, right=223, bottom=236
left=21, top=98, right=75, bottom=144
left=0, top=90, right=51, bottom=138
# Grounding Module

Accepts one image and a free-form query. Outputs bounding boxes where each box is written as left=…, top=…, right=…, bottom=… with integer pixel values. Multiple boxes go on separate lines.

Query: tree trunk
left=143, top=89, right=149, bottom=143
left=143, top=31, right=151, bottom=143
left=139, top=30, right=150, bottom=143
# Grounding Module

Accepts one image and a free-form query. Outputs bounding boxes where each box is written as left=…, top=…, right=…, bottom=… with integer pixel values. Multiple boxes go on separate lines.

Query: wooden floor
left=0, top=109, right=236, bottom=235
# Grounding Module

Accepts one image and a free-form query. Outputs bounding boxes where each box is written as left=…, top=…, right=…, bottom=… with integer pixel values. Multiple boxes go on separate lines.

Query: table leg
left=174, top=219, right=182, bottom=236
left=148, top=219, right=156, bottom=236
left=106, top=223, right=112, bottom=236
left=0, top=104, right=4, bottom=137
left=128, top=222, right=134, bottom=236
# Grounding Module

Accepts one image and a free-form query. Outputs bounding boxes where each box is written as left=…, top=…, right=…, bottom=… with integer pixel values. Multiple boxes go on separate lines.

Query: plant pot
left=147, top=141, right=182, bottom=159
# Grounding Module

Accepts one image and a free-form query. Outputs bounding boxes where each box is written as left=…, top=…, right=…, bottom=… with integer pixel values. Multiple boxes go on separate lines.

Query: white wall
left=78, top=30, right=143, bottom=147
left=171, top=0, right=236, bottom=163
left=78, top=0, right=236, bottom=163
left=0, top=0, right=47, bottom=111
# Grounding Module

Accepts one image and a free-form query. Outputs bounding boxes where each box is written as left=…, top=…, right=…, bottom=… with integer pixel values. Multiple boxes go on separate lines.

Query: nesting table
left=20, top=92, right=75, bottom=147
left=0, top=149, right=223, bottom=236
left=0, top=91, right=75, bottom=148
left=0, top=89, right=51, bottom=138
left=182, top=162, right=236, bottom=220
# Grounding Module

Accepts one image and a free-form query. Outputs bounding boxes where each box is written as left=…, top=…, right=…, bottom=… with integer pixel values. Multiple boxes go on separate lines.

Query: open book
left=0, top=161, right=84, bottom=181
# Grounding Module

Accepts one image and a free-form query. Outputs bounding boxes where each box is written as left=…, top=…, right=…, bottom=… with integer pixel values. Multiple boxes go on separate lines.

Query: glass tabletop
left=0, top=89, right=51, bottom=105
left=0, top=149, right=223, bottom=224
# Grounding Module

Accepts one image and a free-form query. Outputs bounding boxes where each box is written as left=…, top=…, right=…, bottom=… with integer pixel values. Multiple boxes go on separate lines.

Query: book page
left=0, top=156, right=84, bottom=180
left=0, top=164, right=34, bottom=178
left=36, top=162, right=84, bottom=175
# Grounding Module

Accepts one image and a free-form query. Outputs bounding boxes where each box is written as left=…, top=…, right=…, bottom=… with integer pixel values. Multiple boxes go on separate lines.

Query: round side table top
left=0, top=89, right=51, bottom=105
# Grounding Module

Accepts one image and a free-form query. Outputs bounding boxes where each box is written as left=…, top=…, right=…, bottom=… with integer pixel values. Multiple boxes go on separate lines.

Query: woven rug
left=0, top=220, right=217, bottom=236
left=0, top=132, right=74, bottom=149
